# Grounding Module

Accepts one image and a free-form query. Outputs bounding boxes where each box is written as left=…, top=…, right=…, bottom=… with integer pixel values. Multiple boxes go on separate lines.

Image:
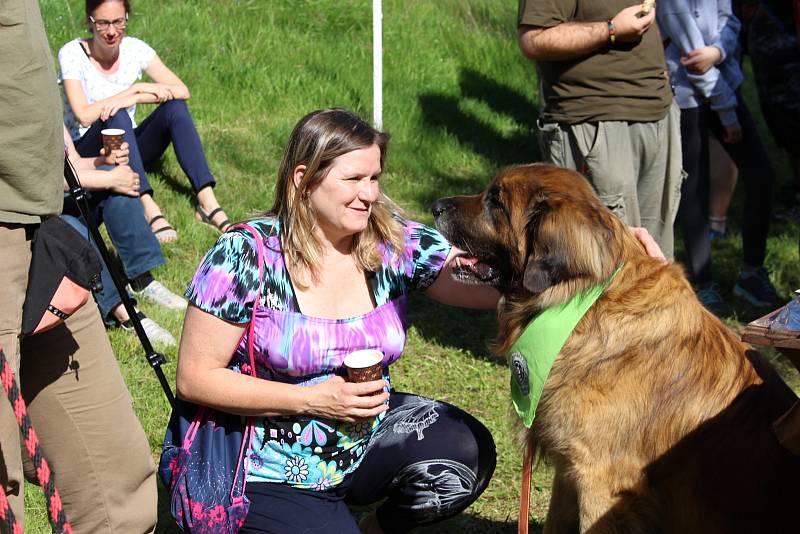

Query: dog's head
left=433, top=163, right=639, bottom=308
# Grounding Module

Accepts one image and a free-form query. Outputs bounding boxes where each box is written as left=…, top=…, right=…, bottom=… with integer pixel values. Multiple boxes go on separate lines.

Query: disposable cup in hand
left=343, top=349, right=384, bottom=383
left=101, top=128, right=125, bottom=155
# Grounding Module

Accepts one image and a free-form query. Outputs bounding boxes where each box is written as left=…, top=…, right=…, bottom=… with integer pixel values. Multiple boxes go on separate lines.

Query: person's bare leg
left=195, top=185, right=231, bottom=232
left=708, top=136, right=738, bottom=237
left=111, top=303, right=129, bottom=323
left=140, top=193, right=177, bottom=243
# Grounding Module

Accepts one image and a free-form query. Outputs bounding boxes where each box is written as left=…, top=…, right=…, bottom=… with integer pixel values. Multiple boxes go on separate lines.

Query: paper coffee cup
left=101, top=128, right=125, bottom=154
left=343, top=349, right=384, bottom=383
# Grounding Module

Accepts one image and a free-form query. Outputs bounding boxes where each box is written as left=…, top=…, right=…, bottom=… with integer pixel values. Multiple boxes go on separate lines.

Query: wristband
left=607, top=20, right=616, bottom=44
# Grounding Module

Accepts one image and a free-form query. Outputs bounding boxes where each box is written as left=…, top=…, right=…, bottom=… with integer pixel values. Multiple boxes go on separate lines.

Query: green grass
left=23, top=1, right=800, bottom=532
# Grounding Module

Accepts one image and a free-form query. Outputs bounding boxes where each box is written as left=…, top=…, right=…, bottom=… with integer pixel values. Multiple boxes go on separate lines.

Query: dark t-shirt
left=518, top=0, right=672, bottom=124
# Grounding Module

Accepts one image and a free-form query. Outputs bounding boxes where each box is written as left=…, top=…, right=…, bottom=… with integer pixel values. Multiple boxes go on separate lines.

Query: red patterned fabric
left=1, top=349, right=72, bottom=534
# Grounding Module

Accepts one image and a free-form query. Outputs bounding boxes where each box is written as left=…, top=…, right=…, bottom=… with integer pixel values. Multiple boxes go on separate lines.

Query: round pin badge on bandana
left=511, top=352, right=530, bottom=396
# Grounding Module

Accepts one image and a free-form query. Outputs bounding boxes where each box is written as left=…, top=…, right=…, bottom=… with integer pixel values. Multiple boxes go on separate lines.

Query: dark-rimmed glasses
left=89, top=13, right=128, bottom=31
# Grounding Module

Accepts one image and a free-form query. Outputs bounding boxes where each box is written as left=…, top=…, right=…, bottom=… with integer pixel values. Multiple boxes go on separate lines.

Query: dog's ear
left=521, top=197, right=613, bottom=295
left=523, top=254, right=568, bottom=294
left=521, top=199, right=570, bottom=293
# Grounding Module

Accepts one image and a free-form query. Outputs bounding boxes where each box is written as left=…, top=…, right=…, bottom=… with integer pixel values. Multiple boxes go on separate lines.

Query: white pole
left=372, top=0, right=383, bottom=130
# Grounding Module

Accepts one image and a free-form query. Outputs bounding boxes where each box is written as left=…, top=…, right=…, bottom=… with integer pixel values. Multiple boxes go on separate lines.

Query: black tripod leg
left=63, top=156, right=174, bottom=406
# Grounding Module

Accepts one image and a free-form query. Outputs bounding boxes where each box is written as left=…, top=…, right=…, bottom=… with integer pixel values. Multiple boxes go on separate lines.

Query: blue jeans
left=74, top=99, right=216, bottom=196
left=61, top=190, right=164, bottom=322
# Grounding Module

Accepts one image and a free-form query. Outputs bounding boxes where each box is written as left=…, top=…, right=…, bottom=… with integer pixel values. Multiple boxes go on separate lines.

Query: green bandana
left=509, top=268, right=620, bottom=428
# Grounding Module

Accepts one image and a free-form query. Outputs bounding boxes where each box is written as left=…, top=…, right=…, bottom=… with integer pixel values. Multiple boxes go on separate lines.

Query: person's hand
left=135, top=82, right=174, bottom=103
left=113, top=142, right=130, bottom=166
left=99, top=141, right=130, bottom=166
left=306, top=375, right=389, bottom=423
left=106, top=165, right=140, bottom=196
left=723, top=122, right=743, bottom=144
left=99, top=94, right=137, bottom=121
left=629, top=226, right=666, bottom=262
left=612, top=4, right=656, bottom=42
left=146, top=83, right=174, bottom=103
left=680, top=46, right=722, bottom=74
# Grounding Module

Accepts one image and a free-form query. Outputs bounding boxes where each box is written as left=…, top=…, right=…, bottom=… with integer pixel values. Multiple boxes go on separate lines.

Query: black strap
left=46, top=304, right=70, bottom=320
left=79, top=39, right=91, bottom=59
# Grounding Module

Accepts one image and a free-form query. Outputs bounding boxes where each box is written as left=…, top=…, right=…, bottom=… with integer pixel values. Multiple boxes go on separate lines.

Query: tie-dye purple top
left=186, top=217, right=451, bottom=489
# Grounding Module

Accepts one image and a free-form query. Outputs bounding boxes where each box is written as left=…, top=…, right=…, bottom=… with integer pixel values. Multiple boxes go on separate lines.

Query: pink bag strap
left=229, top=222, right=267, bottom=499
left=182, top=223, right=264, bottom=458
left=236, top=222, right=265, bottom=377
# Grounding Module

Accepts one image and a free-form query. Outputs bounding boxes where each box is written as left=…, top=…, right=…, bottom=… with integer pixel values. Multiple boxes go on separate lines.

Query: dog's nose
left=431, top=199, right=452, bottom=218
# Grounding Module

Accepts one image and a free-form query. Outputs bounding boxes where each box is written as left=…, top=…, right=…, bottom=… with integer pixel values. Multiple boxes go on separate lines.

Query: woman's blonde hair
left=271, top=108, right=404, bottom=284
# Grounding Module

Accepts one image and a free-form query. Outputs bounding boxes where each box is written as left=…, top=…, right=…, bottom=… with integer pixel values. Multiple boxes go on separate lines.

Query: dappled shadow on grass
left=406, top=169, right=494, bottom=219
left=406, top=292, right=503, bottom=366
left=459, top=68, right=539, bottom=131
left=411, top=66, right=541, bottom=220
left=418, top=92, right=536, bottom=169
left=418, top=67, right=539, bottom=168
left=145, top=159, right=195, bottom=200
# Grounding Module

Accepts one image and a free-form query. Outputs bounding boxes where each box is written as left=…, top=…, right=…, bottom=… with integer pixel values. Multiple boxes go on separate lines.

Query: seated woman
left=176, top=109, right=500, bottom=533
left=63, top=125, right=185, bottom=347
left=59, top=0, right=230, bottom=244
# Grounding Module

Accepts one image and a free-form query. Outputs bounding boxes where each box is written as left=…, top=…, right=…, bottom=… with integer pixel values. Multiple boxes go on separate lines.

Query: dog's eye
left=486, top=187, right=503, bottom=209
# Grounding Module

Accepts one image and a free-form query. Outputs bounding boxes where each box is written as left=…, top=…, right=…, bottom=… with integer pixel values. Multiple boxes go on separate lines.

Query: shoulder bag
left=159, top=223, right=265, bottom=533
left=21, top=216, right=102, bottom=336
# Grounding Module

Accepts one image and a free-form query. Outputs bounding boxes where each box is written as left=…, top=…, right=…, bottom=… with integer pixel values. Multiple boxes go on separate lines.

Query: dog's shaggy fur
left=433, top=164, right=800, bottom=533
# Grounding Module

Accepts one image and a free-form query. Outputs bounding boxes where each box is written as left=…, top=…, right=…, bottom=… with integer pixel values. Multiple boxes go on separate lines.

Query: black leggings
left=677, top=94, right=774, bottom=285
left=241, top=392, right=496, bottom=534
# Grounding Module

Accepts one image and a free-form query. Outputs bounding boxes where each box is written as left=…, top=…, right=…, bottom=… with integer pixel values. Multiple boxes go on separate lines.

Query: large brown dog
left=432, top=163, right=800, bottom=533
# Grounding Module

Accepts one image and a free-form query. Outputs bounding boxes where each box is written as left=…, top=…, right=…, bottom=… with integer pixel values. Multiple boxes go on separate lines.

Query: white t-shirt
left=58, top=36, right=156, bottom=140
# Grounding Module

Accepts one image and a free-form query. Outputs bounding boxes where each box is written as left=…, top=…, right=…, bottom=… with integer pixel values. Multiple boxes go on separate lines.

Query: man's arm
left=518, top=22, right=609, bottom=61
left=518, top=4, right=655, bottom=61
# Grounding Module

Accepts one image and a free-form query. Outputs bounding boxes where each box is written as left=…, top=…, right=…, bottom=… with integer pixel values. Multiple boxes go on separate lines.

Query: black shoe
left=696, top=283, right=731, bottom=317
left=733, top=267, right=783, bottom=308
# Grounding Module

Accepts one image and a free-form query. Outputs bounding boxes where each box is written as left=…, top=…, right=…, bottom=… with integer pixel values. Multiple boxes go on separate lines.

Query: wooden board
left=741, top=304, right=800, bottom=453
left=741, top=305, right=800, bottom=351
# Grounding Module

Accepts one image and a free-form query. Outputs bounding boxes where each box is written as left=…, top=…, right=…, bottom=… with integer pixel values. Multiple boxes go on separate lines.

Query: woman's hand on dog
left=630, top=227, right=666, bottom=262
left=305, top=375, right=389, bottom=423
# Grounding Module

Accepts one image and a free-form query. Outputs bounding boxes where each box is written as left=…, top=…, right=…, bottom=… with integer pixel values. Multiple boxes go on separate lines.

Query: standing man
left=517, top=1, right=683, bottom=259
left=0, top=0, right=156, bottom=531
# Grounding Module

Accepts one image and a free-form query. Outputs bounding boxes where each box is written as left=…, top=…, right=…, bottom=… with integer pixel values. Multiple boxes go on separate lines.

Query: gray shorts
left=537, top=101, right=684, bottom=259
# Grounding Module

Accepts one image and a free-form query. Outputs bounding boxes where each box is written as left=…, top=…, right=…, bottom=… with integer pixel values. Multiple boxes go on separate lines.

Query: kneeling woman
left=177, top=109, right=498, bottom=533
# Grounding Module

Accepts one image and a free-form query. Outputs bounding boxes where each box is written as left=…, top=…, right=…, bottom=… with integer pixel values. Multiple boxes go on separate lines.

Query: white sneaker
left=133, top=280, right=188, bottom=311
left=120, top=312, right=176, bottom=347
